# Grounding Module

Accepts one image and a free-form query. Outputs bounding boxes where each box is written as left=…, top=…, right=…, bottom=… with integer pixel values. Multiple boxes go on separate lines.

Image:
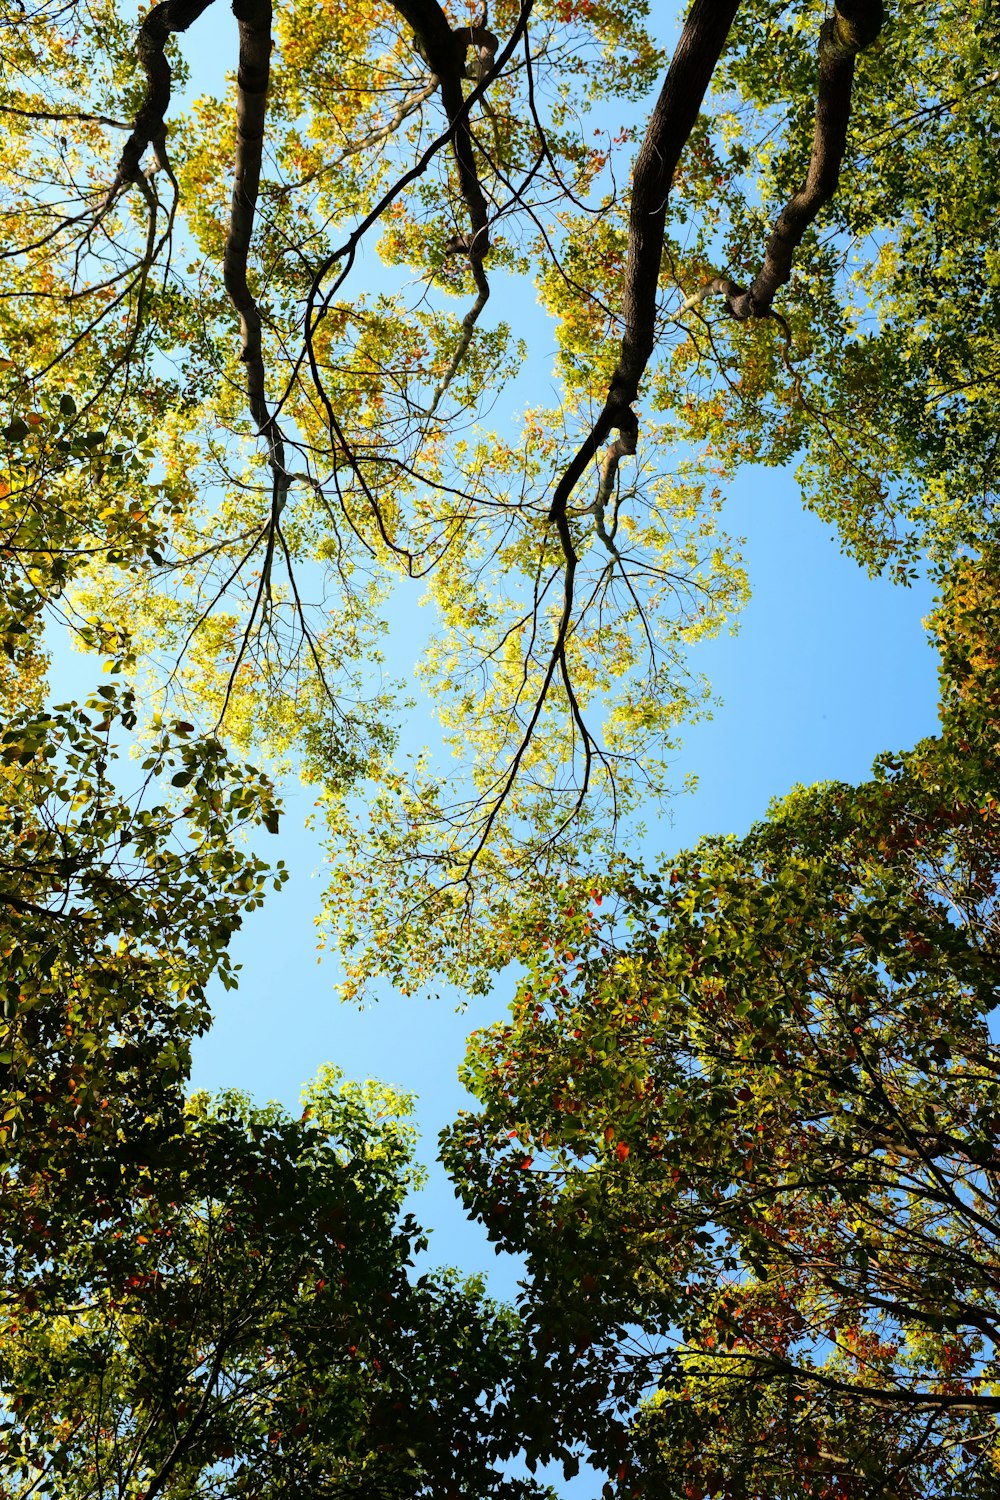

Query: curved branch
left=591, top=431, right=635, bottom=558
left=677, top=1, right=885, bottom=324
left=224, top=0, right=289, bottom=603
left=724, top=0, right=885, bottom=319
left=302, top=3, right=531, bottom=373
left=390, top=0, right=492, bottom=252
left=113, top=0, right=220, bottom=191
left=225, top=0, right=276, bottom=441
left=388, top=0, right=497, bottom=411
left=548, top=0, right=741, bottom=522
left=423, top=264, right=489, bottom=418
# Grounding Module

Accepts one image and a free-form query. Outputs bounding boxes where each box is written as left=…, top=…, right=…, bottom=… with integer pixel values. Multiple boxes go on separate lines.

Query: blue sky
left=188, top=460, right=940, bottom=1284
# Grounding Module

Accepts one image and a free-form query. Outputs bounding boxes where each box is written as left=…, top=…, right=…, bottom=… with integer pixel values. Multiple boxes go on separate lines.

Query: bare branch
left=272, top=76, right=440, bottom=198
left=0, top=103, right=130, bottom=129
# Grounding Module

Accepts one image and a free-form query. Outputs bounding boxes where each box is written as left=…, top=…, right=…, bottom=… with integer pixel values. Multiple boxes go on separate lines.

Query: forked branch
left=686, top=0, right=885, bottom=320
left=390, top=0, right=493, bottom=257
left=389, top=0, right=498, bottom=414
left=451, top=0, right=742, bottom=882
left=113, top=0, right=220, bottom=191
left=112, top=0, right=282, bottom=472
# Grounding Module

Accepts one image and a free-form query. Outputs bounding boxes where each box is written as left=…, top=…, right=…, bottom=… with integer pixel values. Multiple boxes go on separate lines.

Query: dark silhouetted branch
left=548, top=0, right=741, bottom=523
left=679, top=0, right=885, bottom=322
left=113, top=0, right=219, bottom=191
left=724, top=0, right=885, bottom=318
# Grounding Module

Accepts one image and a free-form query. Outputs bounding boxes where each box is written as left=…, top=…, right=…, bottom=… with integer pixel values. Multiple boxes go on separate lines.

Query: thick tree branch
left=113, top=0, right=289, bottom=659
left=548, top=0, right=741, bottom=522
left=421, top=4, right=741, bottom=880
left=388, top=0, right=497, bottom=411
left=223, top=0, right=288, bottom=606
left=391, top=0, right=493, bottom=255
left=303, top=4, right=530, bottom=367
left=113, top=0, right=219, bottom=190
left=225, top=0, right=276, bottom=441
left=676, top=0, right=885, bottom=323
left=723, top=0, right=885, bottom=319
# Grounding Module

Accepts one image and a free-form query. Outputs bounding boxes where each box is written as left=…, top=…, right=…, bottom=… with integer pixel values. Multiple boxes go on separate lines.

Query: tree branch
left=113, top=0, right=220, bottom=191
left=273, top=76, right=440, bottom=198
left=724, top=0, right=885, bottom=319
left=224, top=0, right=289, bottom=600
left=676, top=0, right=885, bottom=326
left=548, top=0, right=741, bottom=522
left=388, top=0, right=497, bottom=410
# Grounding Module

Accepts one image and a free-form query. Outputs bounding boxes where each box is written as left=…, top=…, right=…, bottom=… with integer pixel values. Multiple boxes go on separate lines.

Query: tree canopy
left=445, top=547, right=1000, bottom=1496
left=6, top=0, right=995, bottom=993
left=3, top=0, right=1000, bottom=1494
left=2, top=1071, right=556, bottom=1499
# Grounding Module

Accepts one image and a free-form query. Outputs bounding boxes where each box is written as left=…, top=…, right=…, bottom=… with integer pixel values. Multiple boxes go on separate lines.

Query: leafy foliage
left=1, top=1073, right=554, bottom=1499
left=444, top=547, right=1000, bottom=1495
left=0, top=678, right=287, bottom=1267
left=5, top=0, right=1000, bottom=1492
